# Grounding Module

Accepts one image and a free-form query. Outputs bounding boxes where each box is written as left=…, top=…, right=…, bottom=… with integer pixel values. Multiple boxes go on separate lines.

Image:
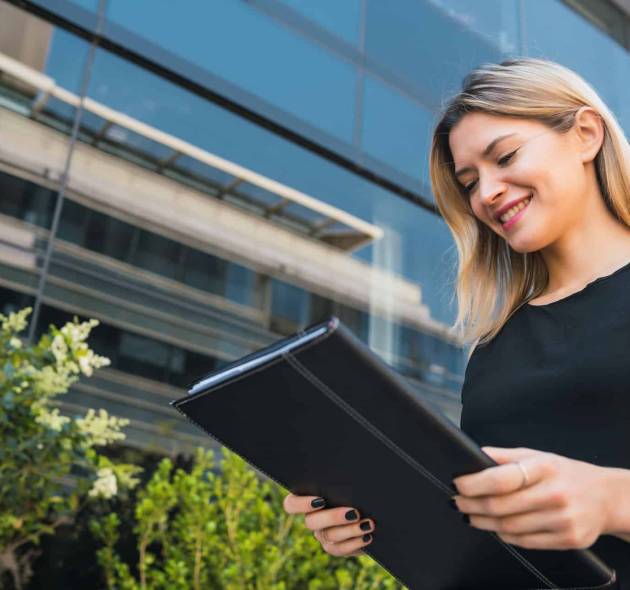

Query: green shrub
left=91, top=447, right=404, bottom=590
left=0, top=308, right=139, bottom=590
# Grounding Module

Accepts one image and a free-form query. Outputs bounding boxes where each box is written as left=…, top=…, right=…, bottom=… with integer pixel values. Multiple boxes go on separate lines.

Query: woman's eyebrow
left=454, top=133, right=518, bottom=178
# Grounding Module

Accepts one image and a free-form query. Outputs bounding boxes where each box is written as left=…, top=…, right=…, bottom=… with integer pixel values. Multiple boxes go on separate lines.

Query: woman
left=283, top=57, right=630, bottom=586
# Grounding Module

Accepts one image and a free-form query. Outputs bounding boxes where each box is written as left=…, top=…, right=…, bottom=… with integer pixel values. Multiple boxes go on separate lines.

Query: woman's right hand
left=283, top=493, right=375, bottom=557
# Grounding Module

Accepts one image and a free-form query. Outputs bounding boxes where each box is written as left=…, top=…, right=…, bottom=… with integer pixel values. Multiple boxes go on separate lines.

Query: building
left=1, top=0, right=627, bottom=455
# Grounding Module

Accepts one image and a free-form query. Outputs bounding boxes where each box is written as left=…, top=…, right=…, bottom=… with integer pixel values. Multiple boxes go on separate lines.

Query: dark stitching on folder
left=287, top=356, right=452, bottom=496
left=284, top=352, right=561, bottom=590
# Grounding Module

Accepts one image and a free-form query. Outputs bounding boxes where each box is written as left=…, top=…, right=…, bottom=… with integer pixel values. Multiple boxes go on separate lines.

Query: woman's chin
left=505, top=233, right=544, bottom=254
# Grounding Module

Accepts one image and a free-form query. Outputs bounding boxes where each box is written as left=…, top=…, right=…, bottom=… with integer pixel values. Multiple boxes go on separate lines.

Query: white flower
left=51, top=334, right=68, bottom=364
left=35, top=407, right=70, bottom=432
left=9, top=337, right=22, bottom=349
left=76, top=349, right=109, bottom=377
left=1, top=308, right=31, bottom=333
left=75, top=409, right=128, bottom=446
left=78, top=351, right=94, bottom=377
left=88, top=467, right=118, bottom=499
left=60, top=318, right=99, bottom=346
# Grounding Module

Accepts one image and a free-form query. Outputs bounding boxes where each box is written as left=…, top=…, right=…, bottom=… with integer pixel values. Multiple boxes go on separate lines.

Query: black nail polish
left=449, top=498, right=459, bottom=512
left=461, top=514, right=470, bottom=525
left=362, top=533, right=372, bottom=542
left=360, top=521, right=371, bottom=531
left=345, top=509, right=358, bottom=521
left=311, top=497, right=326, bottom=508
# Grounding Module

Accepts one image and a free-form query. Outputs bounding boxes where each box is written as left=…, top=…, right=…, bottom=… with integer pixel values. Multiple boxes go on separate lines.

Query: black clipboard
left=171, top=317, right=617, bottom=590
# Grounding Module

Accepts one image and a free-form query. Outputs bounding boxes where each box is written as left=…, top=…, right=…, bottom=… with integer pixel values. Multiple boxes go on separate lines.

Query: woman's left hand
left=452, top=446, right=616, bottom=550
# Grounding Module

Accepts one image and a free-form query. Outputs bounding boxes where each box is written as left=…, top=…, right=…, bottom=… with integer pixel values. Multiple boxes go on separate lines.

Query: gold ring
left=516, top=461, right=530, bottom=488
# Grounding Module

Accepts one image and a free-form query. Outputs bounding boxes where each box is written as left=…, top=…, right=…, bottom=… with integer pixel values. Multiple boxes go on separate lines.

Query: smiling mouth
left=499, top=195, right=532, bottom=225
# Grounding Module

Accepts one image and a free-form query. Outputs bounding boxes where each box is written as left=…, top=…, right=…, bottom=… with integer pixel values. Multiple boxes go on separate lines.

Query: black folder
left=171, top=317, right=617, bottom=590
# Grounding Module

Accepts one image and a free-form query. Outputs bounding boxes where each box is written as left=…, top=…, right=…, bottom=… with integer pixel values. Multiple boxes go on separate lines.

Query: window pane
left=271, top=279, right=310, bottom=328
left=117, top=331, right=169, bottom=381
left=426, top=0, right=519, bottom=52
left=364, top=0, right=509, bottom=109
left=131, top=231, right=182, bottom=280
left=278, top=0, right=361, bottom=46
left=45, top=25, right=94, bottom=94
left=0, top=171, right=55, bottom=229
left=525, top=0, right=630, bottom=132
left=58, top=199, right=89, bottom=245
left=181, top=248, right=229, bottom=296
left=225, top=264, right=258, bottom=307
left=99, top=216, right=137, bottom=262
left=104, top=0, right=357, bottom=143
left=362, top=76, right=435, bottom=191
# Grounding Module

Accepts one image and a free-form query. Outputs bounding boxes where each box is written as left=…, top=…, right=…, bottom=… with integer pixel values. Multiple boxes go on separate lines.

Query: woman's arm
left=603, top=467, right=630, bottom=543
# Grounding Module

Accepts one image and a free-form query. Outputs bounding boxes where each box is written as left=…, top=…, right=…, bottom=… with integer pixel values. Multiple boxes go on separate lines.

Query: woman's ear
left=573, top=106, right=604, bottom=164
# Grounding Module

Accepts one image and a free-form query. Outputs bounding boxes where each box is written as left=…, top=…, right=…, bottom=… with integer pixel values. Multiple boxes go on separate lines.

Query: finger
left=319, top=519, right=375, bottom=543
left=497, top=530, right=587, bottom=550
left=315, top=529, right=373, bottom=557
left=481, top=446, right=542, bottom=465
left=454, top=481, right=566, bottom=517
left=453, top=456, right=547, bottom=497
left=469, top=508, right=566, bottom=536
left=283, top=493, right=327, bottom=514
left=305, top=507, right=360, bottom=531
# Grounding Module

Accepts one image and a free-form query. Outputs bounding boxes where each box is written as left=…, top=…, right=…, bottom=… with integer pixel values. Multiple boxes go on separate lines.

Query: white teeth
left=499, top=196, right=531, bottom=224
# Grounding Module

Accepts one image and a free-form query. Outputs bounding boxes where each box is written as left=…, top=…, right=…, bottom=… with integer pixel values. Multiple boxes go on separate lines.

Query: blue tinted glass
left=279, top=0, right=361, bottom=45
left=44, top=28, right=92, bottom=94
left=105, top=0, right=357, bottom=143
left=364, top=0, right=505, bottom=110
left=426, top=0, right=520, bottom=53
left=362, top=76, right=435, bottom=191
left=0, top=171, right=54, bottom=229
left=28, top=0, right=100, bottom=24
left=66, top=0, right=98, bottom=10
left=225, top=264, right=257, bottom=307
left=131, top=232, right=182, bottom=280
left=525, top=0, right=630, bottom=132
left=57, top=199, right=88, bottom=244
left=182, top=249, right=228, bottom=297
left=271, top=280, right=310, bottom=324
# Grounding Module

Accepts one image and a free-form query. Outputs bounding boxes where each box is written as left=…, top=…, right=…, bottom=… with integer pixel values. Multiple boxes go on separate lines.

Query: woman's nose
left=478, top=176, right=507, bottom=207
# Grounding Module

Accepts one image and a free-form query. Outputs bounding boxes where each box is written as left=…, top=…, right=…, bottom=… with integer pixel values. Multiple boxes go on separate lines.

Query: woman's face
left=448, top=111, right=596, bottom=253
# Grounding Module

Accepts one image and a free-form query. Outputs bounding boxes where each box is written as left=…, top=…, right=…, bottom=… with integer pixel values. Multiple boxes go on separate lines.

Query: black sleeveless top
left=460, top=260, right=630, bottom=588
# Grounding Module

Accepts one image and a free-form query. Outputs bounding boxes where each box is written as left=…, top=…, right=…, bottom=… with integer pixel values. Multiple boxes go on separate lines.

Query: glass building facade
left=0, top=0, right=628, bottom=455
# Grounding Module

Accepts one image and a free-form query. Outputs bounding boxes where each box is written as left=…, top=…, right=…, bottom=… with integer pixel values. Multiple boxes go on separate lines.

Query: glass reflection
left=278, top=0, right=361, bottom=46
left=525, top=0, right=630, bottom=134
left=364, top=0, right=505, bottom=109
left=362, top=75, right=435, bottom=189
left=105, top=0, right=357, bottom=143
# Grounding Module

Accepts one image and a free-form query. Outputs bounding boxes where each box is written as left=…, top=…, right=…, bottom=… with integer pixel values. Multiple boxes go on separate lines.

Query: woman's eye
left=463, top=150, right=518, bottom=194
left=498, top=150, right=517, bottom=166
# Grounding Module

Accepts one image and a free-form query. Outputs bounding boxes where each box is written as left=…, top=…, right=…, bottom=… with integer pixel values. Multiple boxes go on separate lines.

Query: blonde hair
left=429, top=57, right=630, bottom=353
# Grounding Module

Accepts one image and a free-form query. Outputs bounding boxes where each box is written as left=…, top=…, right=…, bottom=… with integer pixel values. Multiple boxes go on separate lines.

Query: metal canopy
left=0, top=51, right=383, bottom=252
